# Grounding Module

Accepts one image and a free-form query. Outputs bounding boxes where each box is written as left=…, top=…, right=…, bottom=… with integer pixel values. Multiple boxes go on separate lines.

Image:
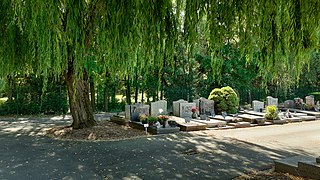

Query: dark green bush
left=208, top=86, right=239, bottom=114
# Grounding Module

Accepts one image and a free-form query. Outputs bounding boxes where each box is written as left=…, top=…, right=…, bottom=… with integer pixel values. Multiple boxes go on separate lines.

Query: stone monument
left=179, top=102, right=196, bottom=118
left=151, top=100, right=167, bottom=116
left=266, top=96, right=278, bottom=107
left=252, top=100, right=264, bottom=112
left=199, top=98, right=215, bottom=115
left=173, top=99, right=188, bottom=116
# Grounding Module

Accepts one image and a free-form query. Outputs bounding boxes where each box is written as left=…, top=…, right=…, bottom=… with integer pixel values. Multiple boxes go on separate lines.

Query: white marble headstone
left=266, top=96, right=278, bottom=107
left=173, top=99, right=188, bottom=116
left=252, top=100, right=264, bottom=112
left=179, top=102, right=196, bottom=118
left=151, top=100, right=167, bottom=116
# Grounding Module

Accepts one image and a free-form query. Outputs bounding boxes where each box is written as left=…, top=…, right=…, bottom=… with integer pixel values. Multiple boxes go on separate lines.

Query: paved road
left=0, top=116, right=319, bottom=179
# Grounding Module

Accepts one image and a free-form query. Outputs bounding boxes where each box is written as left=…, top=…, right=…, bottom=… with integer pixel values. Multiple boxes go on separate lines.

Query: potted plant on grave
left=265, top=105, right=279, bottom=121
left=148, top=116, right=158, bottom=126
left=158, top=115, right=169, bottom=128
left=139, top=114, right=148, bottom=124
left=191, top=107, right=198, bottom=119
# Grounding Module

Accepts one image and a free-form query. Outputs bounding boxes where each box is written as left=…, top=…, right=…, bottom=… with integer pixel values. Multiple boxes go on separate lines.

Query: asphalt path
left=0, top=116, right=319, bottom=179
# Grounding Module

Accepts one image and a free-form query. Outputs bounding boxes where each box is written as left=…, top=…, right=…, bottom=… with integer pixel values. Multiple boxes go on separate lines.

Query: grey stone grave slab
left=252, top=100, right=264, bottom=112
left=179, top=102, right=196, bottom=118
left=209, top=115, right=242, bottom=123
left=238, top=114, right=265, bottom=124
left=300, top=116, right=316, bottom=121
left=173, top=99, right=188, bottom=117
left=192, top=119, right=226, bottom=128
left=151, top=100, right=167, bottom=116
left=228, top=122, right=251, bottom=128
left=242, top=110, right=265, bottom=117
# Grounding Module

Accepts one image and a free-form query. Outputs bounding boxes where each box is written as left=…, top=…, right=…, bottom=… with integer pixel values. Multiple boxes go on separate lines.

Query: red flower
left=191, top=107, right=198, bottom=113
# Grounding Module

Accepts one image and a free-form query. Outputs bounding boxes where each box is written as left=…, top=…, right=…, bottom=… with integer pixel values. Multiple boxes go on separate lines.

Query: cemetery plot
left=209, top=115, right=242, bottom=123
left=170, top=116, right=207, bottom=131
left=287, top=109, right=320, bottom=118
left=192, top=119, right=226, bottom=128
left=238, top=114, right=266, bottom=125
left=241, top=110, right=265, bottom=117
left=228, top=121, right=252, bottom=128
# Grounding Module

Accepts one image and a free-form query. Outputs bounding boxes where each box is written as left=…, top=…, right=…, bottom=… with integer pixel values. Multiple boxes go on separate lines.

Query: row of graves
left=247, top=96, right=320, bottom=123
left=110, top=96, right=320, bottom=135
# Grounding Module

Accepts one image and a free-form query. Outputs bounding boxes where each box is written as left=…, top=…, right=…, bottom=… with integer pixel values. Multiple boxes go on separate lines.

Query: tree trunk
left=66, top=63, right=96, bottom=129
left=104, top=84, right=109, bottom=112
left=89, top=75, right=95, bottom=112
left=7, top=75, right=13, bottom=102
left=141, top=90, right=144, bottom=103
left=126, top=75, right=131, bottom=104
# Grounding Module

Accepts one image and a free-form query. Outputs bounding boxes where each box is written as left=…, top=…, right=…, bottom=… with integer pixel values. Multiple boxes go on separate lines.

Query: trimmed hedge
left=208, top=86, right=239, bottom=114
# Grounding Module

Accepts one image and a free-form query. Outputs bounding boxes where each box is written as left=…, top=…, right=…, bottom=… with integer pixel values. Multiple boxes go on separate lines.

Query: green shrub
left=265, top=105, right=279, bottom=120
left=147, top=116, right=158, bottom=123
left=208, top=86, right=239, bottom=114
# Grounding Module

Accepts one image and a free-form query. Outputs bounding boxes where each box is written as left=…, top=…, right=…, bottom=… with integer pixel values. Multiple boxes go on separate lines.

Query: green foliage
left=0, top=75, right=68, bottom=115
left=147, top=116, right=158, bottom=123
left=265, top=105, right=279, bottom=120
left=208, top=86, right=239, bottom=114
left=310, top=92, right=320, bottom=102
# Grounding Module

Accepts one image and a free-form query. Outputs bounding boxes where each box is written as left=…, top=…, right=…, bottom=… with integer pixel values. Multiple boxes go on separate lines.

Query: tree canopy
left=1, top=0, right=319, bottom=80
left=0, top=0, right=319, bottom=128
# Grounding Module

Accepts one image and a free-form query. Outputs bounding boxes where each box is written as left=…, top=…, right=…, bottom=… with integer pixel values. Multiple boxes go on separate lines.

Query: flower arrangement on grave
left=191, top=107, right=198, bottom=113
left=157, top=115, right=169, bottom=128
left=265, top=105, right=279, bottom=120
left=191, top=107, right=198, bottom=119
left=139, top=114, right=148, bottom=124
left=147, top=116, right=158, bottom=126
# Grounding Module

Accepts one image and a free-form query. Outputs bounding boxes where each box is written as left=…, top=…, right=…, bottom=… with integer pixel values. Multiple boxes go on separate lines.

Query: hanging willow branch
left=0, top=0, right=319, bottom=84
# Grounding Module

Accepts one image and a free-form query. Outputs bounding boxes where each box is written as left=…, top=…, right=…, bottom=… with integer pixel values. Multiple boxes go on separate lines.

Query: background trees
left=0, top=1, right=319, bottom=128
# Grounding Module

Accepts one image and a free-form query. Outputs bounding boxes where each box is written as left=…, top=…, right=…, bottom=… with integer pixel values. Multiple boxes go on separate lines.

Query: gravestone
left=199, top=98, right=215, bottom=115
left=294, top=98, right=304, bottom=109
left=266, top=96, right=278, bottom=107
left=173, top=99, right=188, bottom=116
left=130, top=103, right=150, bottom=121
left=315, top=101, right=320, bottom=112
left=252, top=100, right=264, bottom=112
left=284, top=100, right=295, bottom=109
left=151, top=100, right=167, bottom=116
left=179, top=102, right=196, bottom=118
left=125, top=105, right=131, bottom=119
left=305, top=95, right=315, bottom=107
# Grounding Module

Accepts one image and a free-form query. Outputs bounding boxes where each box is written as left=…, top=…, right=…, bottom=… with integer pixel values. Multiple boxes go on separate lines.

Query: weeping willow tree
left=1, top=0, right=319, bottom=129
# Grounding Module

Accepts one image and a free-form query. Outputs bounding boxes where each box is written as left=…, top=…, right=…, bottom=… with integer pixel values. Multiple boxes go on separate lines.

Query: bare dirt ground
left=46, top=120, right=149, bottom=141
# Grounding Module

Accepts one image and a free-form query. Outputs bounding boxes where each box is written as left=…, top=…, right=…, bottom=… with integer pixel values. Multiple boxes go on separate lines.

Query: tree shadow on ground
left=0, top=117, right=314, bottom=179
